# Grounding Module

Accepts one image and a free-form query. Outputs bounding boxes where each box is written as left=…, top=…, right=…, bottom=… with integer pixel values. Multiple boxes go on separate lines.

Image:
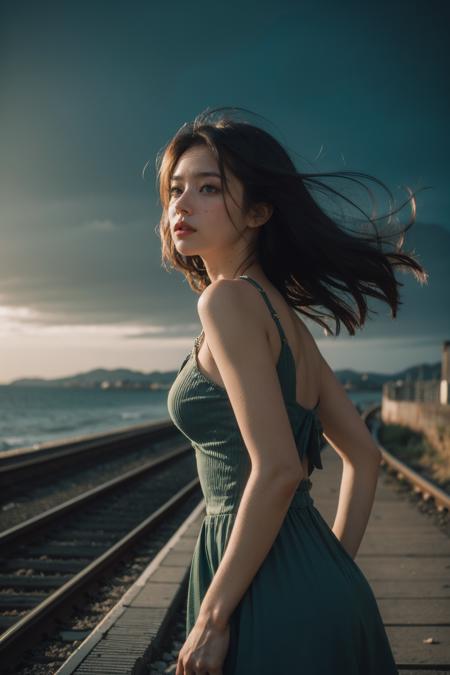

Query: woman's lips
left=175, top=228, right=196, bottom=237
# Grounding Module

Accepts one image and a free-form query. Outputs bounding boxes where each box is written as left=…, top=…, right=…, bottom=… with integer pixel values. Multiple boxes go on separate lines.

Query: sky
left=1, top=0, right=449, bottom=384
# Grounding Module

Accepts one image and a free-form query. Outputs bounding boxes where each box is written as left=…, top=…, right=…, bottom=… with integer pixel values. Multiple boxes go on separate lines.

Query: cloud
left=0, top=305, right=41, bottom=334
left=0, top=297, right=200, bottom=343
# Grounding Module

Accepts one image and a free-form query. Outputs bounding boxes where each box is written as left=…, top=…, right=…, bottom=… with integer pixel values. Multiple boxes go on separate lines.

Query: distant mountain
left=334, top=361, right=441, bottom=390
left=9, top=367, right=176, bottom=389
left=8, top=361, right=441, bottom=390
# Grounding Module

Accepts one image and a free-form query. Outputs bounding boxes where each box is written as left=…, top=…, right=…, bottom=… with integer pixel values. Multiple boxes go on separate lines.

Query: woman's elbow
left=253, top=462, right=305, bottom=492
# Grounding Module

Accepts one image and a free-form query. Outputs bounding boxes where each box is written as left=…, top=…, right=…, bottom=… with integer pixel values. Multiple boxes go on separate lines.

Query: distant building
left=383, top=340, right=449, bottom=404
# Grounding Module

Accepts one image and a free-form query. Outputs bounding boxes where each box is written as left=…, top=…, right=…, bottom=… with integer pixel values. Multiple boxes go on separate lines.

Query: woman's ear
left=250, top=202, right=273, bottom=227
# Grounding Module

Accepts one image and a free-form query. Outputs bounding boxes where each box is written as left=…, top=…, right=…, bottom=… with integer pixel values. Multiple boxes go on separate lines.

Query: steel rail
left=364, top=405, right=450, bottom=512
left=0, top=442, right=190, bottom=549
left=0, top=474, right=200, bottom=666
left=0, top=419, right=175, bottom=490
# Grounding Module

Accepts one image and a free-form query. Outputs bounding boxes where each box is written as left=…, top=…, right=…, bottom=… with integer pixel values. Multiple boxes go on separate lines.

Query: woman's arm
left=331, top=457, right=380, bottom=559
left=317, top=355, right=382, bottom=559
left=194, top=279, right=306, bottom=631
left=198, top=455, right=300, bottom=631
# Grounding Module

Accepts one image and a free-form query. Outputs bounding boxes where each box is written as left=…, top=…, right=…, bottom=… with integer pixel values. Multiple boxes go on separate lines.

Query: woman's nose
left=174, top=188, right=194, bottom=212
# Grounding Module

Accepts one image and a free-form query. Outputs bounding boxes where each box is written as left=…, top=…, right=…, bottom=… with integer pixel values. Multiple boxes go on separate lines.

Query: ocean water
left=0, top=385, right=381, bottom=454
left=0, top=385, right=171, bottom=453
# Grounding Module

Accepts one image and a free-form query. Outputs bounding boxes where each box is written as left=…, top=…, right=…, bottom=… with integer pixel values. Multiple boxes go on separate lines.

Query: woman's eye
left=201, top=184, right=219, bottom=193
left=169, top=184, right=219, bottom=196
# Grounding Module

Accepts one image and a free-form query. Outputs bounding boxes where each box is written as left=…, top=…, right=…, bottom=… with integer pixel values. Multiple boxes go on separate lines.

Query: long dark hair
left=151, top=105, right=429, bottom=336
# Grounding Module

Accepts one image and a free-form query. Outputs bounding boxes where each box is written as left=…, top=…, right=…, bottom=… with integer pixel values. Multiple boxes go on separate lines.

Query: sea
left=0, top=385, right=382, bottom=454
left=0, top=385, right=170, bottom=453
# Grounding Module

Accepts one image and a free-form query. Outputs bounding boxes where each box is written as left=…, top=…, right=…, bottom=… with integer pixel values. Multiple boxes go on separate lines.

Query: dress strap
left=238, top=275, right=287, bottom=344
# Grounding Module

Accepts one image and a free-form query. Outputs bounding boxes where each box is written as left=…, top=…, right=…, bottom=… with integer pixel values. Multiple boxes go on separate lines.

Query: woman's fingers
left=175, top=661, right=223, bottom=674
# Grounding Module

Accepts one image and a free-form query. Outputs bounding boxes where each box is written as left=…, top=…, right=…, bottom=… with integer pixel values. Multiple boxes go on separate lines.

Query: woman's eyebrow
left=171, top=171, right=222, bottom=181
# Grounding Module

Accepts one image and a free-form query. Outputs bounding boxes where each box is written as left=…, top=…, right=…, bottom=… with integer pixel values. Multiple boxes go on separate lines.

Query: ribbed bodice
left=167, top=275, right=323, bottom=516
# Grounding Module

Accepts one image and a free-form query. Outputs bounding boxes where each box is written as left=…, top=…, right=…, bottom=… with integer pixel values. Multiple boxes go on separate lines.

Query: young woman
left=161, top=106, right=427, bottom=674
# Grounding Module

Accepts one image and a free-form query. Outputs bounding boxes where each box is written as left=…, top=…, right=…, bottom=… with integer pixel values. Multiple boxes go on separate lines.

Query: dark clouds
left=0, top=0, right=449, bottom=367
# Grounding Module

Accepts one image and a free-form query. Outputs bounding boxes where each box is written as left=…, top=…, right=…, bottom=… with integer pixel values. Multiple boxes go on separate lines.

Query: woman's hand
left=176, top=619, right=230, bottom=675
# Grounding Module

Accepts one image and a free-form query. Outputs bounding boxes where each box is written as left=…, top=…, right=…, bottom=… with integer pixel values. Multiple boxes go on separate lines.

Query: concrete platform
left=315, top=447, right=450, bottom=670
left=55, top=500, right=206, bottom=675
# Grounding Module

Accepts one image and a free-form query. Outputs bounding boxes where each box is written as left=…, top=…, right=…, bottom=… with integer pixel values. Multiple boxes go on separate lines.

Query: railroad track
left=0, top=418, right=175, bottom=499
left=364, top=404, right=450, bottom=513
left=0, top=442, right=200, bottom=669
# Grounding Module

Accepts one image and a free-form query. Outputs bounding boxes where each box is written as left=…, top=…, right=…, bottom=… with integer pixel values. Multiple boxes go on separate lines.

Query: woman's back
left=168, top=274, right=324, bottom=491
left=196, top=277, right=321, bottom=402
left=194, top=274, right=322, bottom=479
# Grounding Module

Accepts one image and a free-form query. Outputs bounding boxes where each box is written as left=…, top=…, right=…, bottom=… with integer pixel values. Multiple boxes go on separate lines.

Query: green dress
left=167, top=274, right=398, bottom=674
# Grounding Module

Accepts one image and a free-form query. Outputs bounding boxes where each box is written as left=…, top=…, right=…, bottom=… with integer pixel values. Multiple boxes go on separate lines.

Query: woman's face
left=168, top=144, right=251, bottom=257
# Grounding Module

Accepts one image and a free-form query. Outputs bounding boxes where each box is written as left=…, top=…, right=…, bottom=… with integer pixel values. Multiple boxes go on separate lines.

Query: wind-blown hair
left=150, top=106, right=429, bottom=336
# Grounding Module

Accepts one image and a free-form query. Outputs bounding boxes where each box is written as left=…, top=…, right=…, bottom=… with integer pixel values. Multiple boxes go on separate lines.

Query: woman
left=160, top=106, right=428, bottom=674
